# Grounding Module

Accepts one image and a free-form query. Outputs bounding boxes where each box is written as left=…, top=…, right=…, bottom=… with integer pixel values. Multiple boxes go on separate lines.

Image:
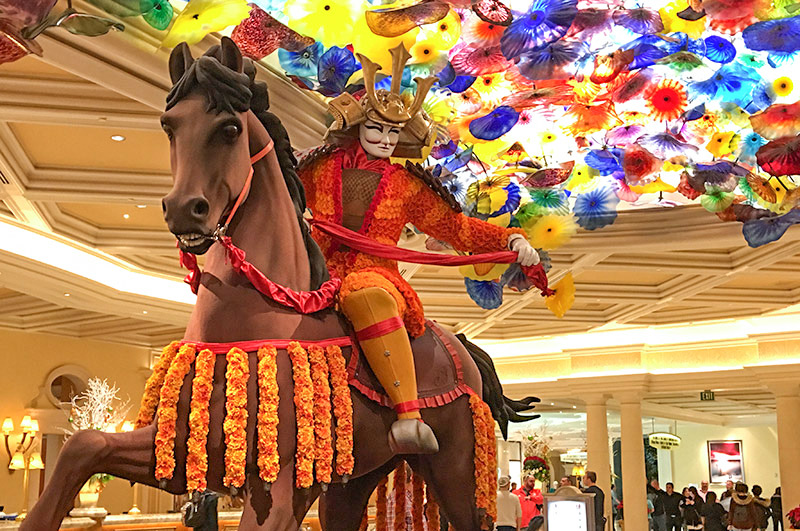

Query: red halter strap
left=222, top=140, right=274, bottom=229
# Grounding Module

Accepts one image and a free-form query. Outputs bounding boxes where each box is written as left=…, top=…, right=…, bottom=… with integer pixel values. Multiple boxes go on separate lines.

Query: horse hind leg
left=20, top=424, right=185, bottom=531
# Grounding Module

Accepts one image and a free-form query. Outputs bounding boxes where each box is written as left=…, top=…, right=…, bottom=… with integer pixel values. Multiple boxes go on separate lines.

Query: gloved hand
left=508, top=234, right=539, bottom=267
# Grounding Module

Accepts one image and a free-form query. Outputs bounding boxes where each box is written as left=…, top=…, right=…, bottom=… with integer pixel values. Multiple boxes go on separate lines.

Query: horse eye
left=222, top=124, right=241, bottom=141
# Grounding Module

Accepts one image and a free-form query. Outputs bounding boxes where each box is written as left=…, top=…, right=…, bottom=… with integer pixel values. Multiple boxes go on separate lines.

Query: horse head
left=160, top=37, right=264, bottom=254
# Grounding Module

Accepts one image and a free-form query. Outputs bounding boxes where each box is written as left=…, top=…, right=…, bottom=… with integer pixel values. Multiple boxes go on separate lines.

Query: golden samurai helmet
left=324, top=44, right=437, bottom=159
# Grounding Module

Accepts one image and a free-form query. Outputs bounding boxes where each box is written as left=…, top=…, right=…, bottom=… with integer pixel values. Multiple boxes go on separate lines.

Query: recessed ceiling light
left=111, top=135, right=126, bottom=142
left=572, top=405, right=577, bottom=409
left=64, top=293, right=70, bottom=297
left=142, top=310, right=148, bottom=315
left=123, top=214, right=130, bottom=219
left=136, top=205, right=146, bottom=209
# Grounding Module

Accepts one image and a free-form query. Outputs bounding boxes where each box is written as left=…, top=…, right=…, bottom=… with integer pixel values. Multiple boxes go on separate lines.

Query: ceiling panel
left=58, top=202, right=166, bottom=230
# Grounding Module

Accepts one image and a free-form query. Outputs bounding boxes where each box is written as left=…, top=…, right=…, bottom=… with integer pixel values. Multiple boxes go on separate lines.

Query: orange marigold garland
left=256, top=345, right=280, bottom=485
left=469, top=394, right=498, bottom=524
left=376, top=475, right=389, bottom=531
left=425, top=483, right=440, bottom=531
left=289, top=341, right=315, bottom=488
left=186, top=348, right=215, bottom=492
left=393, top=461, right=407, bottom=531
left=154, top=343, right=196, bottom=481
left=136, top=341, right=180, bottom=429
left=325, top=345, right=354, bottom=477
left=411, top=470, right=425, bottom=531
left=223, top=347, right=249, bottom=489
left=308, top=345, right=333, bottom=486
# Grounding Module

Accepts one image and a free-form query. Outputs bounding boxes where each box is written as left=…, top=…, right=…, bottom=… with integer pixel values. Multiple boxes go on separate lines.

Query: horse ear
left=169, top=42, right=194, bottom=84
left=219, top=36, right=243, bottom=73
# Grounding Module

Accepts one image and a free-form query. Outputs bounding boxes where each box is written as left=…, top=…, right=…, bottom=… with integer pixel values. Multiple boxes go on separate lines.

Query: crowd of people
left=637, top=479, right=782, bottom=531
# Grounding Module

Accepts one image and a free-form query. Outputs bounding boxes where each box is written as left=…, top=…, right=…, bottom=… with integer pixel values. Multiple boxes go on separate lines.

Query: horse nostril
left=161, top=199, right=167, bottom=215
left=192, top=198, right=209, bottom=218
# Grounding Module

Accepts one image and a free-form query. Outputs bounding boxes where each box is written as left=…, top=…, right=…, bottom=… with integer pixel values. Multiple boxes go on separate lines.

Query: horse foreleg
left=318, top=460, right=398, bottom=531
left=20, top=424, right=176, bottom=531
left=238, top=460, right=322, bottom=530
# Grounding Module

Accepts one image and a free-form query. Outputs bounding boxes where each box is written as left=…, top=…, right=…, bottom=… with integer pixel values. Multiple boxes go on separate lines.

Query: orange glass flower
left=646, top=79, right=688, bottom=122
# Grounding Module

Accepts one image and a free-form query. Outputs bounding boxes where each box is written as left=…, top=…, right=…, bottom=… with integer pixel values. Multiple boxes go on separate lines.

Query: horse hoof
left=230, top=486, right=238, bottom=496
left=321, top=483, right=328, bottom=492
left=263, top=482, right=272, bottom=493
left=159, top=479, right=168, bottom=489
left=342, top=474, right=349, bottom=485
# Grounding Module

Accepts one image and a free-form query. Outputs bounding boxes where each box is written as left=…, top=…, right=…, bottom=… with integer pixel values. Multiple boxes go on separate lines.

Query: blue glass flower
left=574, top=186, right=620, bottom=230
left=516, top=41, right=587, bottom=80
left=317, top=46, right=358, bottom=96
left=469, top=106, right=520, bottom=140
left=742, top=210, right=800, bottom=248
left=500, top=0, right=578, bottom=59
left=465, top=278, right=503, bottom=309
left=738, top=132, right=767, bottom=162
left=278, top=41, right=323, bottom=78
left=584, top=148, right=623, bottom=175
left=447, top=75, right=477, bottom=93
left=767, top=50, right=800, bottom=68
left=704, top=36, right=736, bottom=63
left=743, top=15, right=800, bottom=53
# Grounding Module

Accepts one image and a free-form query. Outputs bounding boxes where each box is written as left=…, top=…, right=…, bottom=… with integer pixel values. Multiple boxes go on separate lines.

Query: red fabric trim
left=427, top=319, right=465, bottom=383
left=341, top=142, right=396, bottom=174
left=309, top=219, right=554, bottom=297
left=394, top=399, right=420, bottom=414
left=179, top=336, right=352, bottom=354
left=354, top=316, right=404, bottom=341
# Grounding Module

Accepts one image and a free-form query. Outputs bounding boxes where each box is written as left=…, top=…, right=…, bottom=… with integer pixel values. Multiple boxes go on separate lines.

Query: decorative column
left=585, top=394, right=612, bottom=531
left=769, top=381, right=800, bottom=530
left=615, top=391, right=648, bottom=531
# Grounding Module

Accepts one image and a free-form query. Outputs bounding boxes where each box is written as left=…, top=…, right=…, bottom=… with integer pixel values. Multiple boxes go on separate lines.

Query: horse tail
left=455, top=333, right=540, bottom=439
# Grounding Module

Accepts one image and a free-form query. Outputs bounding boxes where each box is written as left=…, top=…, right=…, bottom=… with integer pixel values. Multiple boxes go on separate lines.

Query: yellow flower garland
left=469, top=394, right=498, bottom=524
left=325, top=345, right=354, bottom=476
left=155, top=343, right=196, bottom=481
left=136, top=341, right=180, bottom=429
left=256, top=345, right=280, bottom=485
left=289, top=342, right=315, bottom=489
left=223, top=347, right=249, bottom=489
left=186, top=348, right=215, bottom=492
left=308, top=345, right=333, bottom=485
left=376, top=475, right=389, bottom=531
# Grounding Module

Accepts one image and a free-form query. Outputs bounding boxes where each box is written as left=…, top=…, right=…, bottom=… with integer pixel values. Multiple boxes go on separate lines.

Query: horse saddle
left=345, top=320, right=471, bottom=409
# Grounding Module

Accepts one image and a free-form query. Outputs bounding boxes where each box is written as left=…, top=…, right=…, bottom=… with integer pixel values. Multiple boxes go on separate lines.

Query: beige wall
left=0, top=327, right=175, bottom=515
left=670, top=423, right=780, bottom=496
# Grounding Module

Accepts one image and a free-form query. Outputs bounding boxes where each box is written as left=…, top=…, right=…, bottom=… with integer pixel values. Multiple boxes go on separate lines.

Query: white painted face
left=358, top=120, right=401, bottom=159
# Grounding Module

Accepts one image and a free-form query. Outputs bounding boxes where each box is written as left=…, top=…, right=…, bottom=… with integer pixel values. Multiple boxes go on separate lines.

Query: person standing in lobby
left=698, top=480, right=711, bottom=502
left=770, top=487, right=782, bottom=531
left=662, top=483, right=683, bottom=531
left=497, top=476, right=522, bottom=531
left=513, top=474, right=544, bottom=529
left=648, top=479, right=667, bottom=531
left=582, top=471, right=606, bottom=531
left=728, top=482, right=758, bottom=531
left=701, top=491, right=728, bottom=531
left=752, top=485, right=772, bottom=531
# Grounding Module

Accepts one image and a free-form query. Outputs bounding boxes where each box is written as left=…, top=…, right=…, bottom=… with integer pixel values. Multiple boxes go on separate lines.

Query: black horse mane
left=166, top=39, right=329, bottom=290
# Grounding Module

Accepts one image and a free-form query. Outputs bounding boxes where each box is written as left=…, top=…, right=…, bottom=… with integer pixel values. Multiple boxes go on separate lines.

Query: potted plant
left=66, top=378, right=130, bottom=517
left=788, top=505, right=800, bottom=529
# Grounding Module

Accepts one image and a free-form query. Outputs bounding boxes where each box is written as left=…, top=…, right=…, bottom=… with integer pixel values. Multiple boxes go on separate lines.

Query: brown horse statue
left=20, top=38, right=537, bottom=531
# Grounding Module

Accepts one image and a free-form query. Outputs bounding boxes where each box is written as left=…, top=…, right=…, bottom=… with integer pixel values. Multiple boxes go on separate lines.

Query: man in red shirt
left=513, top=474, right=544, bottom=527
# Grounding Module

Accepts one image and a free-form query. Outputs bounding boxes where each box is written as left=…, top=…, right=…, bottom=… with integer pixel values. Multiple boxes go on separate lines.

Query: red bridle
left=217, top=139, right=275, bottom=234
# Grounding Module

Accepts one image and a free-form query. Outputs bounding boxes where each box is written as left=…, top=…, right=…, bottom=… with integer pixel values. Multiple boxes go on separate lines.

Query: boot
left=341, top=286, right=439, bottom=455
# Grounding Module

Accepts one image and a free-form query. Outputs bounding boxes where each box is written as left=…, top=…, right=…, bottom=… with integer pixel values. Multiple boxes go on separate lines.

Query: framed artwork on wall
left=707, top=440, right=744, bottom=484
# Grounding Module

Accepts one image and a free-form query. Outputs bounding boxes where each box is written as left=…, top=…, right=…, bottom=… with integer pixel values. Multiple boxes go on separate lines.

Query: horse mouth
left=175, top=232, right=214, bottom=254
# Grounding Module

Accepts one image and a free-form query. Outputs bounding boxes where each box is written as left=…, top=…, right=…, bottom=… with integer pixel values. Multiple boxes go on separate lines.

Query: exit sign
left=700, top=390, right=715, bottom=401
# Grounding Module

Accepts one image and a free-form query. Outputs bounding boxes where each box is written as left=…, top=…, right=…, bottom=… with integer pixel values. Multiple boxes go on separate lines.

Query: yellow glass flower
left=525, top=214, right=577, bottom=250
left=459, top=263, right=509, bottom=281
left=629, top=177, right=677, bottom=194
left=162, top=0, right=251, bottom=48
left=351, top=14, right=418, bottom=72
left=472, top=73, right=513, bottom=105
left=409, top=38, right=442, bottom=64
left=285, top=0, right=361, bottom=47
left=659, top=0, right=705, bottom=39
left=540, top=131, right=558, bottom=144
left=545, top=272, right=575, bottom=319
left=565, top=164, right=598, bottom=193
left=707, top=131, right=739, bottom=158
left=662, top=160, right=684, bottom=172
left=419, top=9, right=461, bottom=51
left=773, top=77, right=794, bottom=98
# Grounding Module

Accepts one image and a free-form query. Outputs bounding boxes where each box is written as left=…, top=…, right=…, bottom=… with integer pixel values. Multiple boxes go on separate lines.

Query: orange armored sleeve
left=405, top=174, right=526, bottom=254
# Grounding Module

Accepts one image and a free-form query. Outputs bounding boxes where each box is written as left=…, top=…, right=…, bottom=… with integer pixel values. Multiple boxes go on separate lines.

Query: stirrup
left=388, top=418, right=439, bottom=455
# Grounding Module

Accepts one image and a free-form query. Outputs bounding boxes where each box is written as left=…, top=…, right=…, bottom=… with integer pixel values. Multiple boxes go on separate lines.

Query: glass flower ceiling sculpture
left=6, top=0, right=800, bottom=312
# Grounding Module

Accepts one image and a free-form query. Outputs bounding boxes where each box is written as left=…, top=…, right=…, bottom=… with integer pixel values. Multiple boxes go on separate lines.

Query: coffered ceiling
left=2, top=4, right=800, bottom=350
